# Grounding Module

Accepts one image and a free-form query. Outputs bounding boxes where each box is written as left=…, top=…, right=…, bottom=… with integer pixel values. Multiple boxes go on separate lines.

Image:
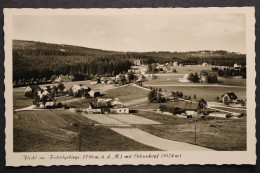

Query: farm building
left=222, top=92, right=238, bottom=103
left=86, top=98, right=129, bottom=114
left=173, top=62, right=178, bottom=66
left=25, top=85, right=41, bottom=94
left=37, top=90, right=50, bottom=99
left=170, top=101, right=201, bottom=115
left=88, top=90, right=100, bottom=98
left=41, top=86, right=51, bottom=92
left=171, top=107, right=185, bottom=114
left=202, top=62, right=208, bottom=67
left=69, top=84, right=90, bottom=97
left=134, top=59, right=141, bottom=66
left=234, top=63, right=242, bottom=68
left=107, top=77, right=116, bottom=84
left=69, top=85, right=99, bottom=98
left=39, top=95, right=56, bottom=108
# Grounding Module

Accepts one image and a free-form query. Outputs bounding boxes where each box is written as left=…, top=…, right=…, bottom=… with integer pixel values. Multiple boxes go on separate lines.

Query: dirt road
left=111, top=128, right=213, bottom=151
left=82, top=113, right=212, bottom=151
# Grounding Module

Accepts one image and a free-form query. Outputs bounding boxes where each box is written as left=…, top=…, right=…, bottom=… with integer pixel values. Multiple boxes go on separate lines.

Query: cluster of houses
left=84, top=98, right=129, bottom=114
left=53, top=75, right=74, bottom=83
left=24, top=83, right=101, bottom=108
left=25, top=85, right=56, bottom=108
left=160, top=92, right=240, bottom=118
left=69, top=84, right=100, bottom=98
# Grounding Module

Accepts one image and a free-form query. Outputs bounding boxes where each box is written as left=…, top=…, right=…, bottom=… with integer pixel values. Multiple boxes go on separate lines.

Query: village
left=20, top=60, right=246, bottom=119
left=12, top=58, right=248, bottom=152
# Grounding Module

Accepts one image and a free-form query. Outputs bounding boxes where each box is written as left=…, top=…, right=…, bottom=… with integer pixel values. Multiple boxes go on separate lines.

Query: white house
left=134, top=60, right=141, bottom=66
left=173, top=62, right=178, bottom=66
left=86, top=98, right=129, bottom=114
left=234, top=63, right=242, bottom=68
left=202, top=62, right=208, bottom=67
left=39, top=95, right=56, bottom=108
left=222, top=92, right=238, bottom=103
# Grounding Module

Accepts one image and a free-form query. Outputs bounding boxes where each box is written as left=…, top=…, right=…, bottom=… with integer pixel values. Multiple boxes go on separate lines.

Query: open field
left=14, top=110, right=158, bottom=151
left=112, top=127, right=212, bottom=151
left=133, top=111, right=246, bottom=151
left=158, top=86, right=246, bottom=102
left=104, top=85, right=149, bottom=103
left=13, top=87, right=33, bottom=109
left=163, top=65, right=212, bottom=74
left=144, top=75, right=246, bottom=87
left=142, top=64, right=246, bottom=87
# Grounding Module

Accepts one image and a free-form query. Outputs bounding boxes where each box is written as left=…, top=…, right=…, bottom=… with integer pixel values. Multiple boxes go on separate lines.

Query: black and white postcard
left=4, top=7, right=256, bottom=166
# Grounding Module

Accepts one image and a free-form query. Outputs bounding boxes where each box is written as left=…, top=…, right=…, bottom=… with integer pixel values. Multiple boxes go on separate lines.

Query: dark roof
left=223, top=92, right=238, bottom=99
left=90, top=101, right=112, bottom=108
left=171, top=101, right=199, bottom=111
left=27, top=85, right=41, bottom=90
left=44, top=86, right=51, bottom=90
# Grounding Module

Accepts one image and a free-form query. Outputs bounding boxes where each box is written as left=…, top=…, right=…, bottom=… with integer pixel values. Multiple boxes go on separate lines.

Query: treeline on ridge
left=13, top=40, right=246, bottom=81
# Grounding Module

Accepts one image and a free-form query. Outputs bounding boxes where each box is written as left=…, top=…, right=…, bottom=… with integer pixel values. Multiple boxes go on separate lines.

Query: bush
left=159, top=105, right=170, bottom=112
left=57, top=102, right=63, bottom=108
left=25, top=91, right=32, bottom=98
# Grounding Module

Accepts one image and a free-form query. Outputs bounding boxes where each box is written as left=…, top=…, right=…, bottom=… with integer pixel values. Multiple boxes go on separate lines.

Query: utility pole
left=79, top=123, right=82, bottom=152
left=194, top=121, right=197, bottom=145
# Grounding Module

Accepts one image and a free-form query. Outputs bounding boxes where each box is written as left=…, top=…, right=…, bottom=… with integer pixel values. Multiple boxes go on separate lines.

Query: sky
left=12, top=11, right=246, bottom=53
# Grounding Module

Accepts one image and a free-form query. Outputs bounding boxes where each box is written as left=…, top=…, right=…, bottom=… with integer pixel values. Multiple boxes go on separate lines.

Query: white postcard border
left=4, top=7, right=256, bottom=166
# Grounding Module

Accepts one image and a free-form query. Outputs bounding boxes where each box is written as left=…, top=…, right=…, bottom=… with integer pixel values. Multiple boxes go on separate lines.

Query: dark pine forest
left=13, top=40, right=246, bottom=82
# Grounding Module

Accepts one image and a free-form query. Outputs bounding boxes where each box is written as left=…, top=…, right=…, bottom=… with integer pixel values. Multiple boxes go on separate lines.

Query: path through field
left=82, top=113, right=212, bottom=151
left=111, top=128, right=213, bottom=151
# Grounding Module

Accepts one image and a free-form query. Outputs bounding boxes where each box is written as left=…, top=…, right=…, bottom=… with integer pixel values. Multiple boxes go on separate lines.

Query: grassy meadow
left=13, top=110, right=158, bottom=152
left=133, top=111, right=246, bottom=151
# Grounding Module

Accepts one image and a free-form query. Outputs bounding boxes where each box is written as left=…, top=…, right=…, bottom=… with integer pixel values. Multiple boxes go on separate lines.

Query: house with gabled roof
left=222, top=92, right=238, bottom=103
left=25, top=85, right=41, bottom=94
left=39, top=95, right=56, bottom=108
left=69, top=84, right=91, bottom=97
left=86, top=98, right=129, bottom=114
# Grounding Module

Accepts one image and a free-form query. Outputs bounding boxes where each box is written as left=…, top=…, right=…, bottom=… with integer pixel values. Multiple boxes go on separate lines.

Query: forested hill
left=13, top=40, right=246, bottom=81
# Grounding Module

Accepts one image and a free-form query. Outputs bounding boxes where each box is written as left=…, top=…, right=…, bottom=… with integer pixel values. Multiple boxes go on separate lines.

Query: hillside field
left=14, top=110, right=158, bottom=152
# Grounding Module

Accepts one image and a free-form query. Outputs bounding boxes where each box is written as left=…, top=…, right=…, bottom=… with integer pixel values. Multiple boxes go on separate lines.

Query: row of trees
left=148, top=88, right=199, bottom=103
left=148, top=88, right=165, bottom=103
left=216, top=67, right=246, bottom=79
left=188, top=71, right=218, bottom=83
